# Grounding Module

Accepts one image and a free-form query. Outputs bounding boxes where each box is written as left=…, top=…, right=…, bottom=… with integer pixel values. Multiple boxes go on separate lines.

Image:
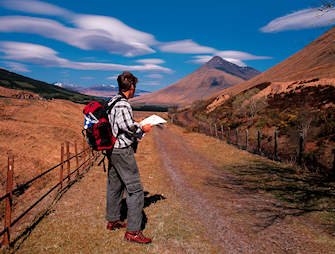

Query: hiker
left=106, top=71, right=152, bottom=244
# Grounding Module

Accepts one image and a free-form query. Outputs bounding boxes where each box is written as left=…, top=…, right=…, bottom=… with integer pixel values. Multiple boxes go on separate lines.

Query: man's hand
left=141, top=124, right=152, bottom=133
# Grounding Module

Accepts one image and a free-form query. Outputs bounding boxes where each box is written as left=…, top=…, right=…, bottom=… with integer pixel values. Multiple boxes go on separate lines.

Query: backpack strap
left=106, top=96, right=123, bottom=115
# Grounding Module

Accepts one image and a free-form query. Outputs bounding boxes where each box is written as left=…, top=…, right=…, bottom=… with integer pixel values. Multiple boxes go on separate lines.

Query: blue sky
left=0, top=0, right=334, bottom=91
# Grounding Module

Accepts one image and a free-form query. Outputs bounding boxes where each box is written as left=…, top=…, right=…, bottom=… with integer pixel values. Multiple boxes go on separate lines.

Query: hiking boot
left=124, top=231, right=152, bottom=244
left=106, top=220, right=126, bottom=231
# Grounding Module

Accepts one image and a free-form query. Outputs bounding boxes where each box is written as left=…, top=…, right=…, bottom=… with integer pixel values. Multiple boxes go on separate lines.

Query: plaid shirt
left=107, top=93, right=144, bottom=149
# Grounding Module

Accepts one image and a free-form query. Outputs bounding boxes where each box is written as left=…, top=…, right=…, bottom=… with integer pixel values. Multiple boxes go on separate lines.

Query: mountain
left=130, top=56, right=260, bottom=107
left=189, top=27, right=335, bottom=172
left=53, top=83, right=151, bottom=98
left=0, top=68, right=96, bottom=104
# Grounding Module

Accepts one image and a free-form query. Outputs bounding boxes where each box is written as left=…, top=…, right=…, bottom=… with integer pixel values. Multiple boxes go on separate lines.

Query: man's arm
left=117, top=105, right=151, bottom=139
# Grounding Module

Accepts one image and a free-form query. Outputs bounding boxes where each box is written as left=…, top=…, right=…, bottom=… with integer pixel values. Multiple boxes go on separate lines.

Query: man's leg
left=111, top=147, right=144, bottom=231
left=112, top=147, right=151, bottom=243
left=106, top=158, right=124, bottom=223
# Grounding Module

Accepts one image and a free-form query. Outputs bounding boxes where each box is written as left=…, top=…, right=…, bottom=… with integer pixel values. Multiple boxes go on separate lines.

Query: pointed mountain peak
left=204, top=56, right=260, bottom=80
left=206, top=56, right=233, bottom=68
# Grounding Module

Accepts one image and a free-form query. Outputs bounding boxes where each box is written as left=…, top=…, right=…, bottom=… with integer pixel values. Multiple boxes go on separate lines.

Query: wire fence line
left=171, top=117, right=335, bottom=173
left=0, top=139, right=99, bottom=248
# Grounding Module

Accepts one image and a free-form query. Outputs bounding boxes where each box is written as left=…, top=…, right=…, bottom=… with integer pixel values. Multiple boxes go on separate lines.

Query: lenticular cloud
left=261, top=7, right=335, bottom=32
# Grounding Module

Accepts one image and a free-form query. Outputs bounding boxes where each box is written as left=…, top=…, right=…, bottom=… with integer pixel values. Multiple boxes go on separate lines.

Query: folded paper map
left=140, top=114, right=167, bottom=126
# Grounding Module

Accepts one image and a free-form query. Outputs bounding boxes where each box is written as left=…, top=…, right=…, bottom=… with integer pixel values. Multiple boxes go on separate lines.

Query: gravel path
left=153, top=125, right=334, bottom=254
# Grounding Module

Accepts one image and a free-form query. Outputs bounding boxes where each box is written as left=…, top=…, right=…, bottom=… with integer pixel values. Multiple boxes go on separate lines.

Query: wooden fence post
left=274, top=129, right=278, bottom=161
left=2, top=151, right=14, bottom=246
left=245, top=129, right=249, bottom=151
left=66, top=141, right=71, bottom=181
left=75, top=141, right=79, bottom=177
left=257, top=130, right=262, bottom=154
left=297, top=133, right=304, bottom=166
left=209, top=123, right=212, bottom=136
left=235, top=128, right=239, bottom=147
left=83, top=136, right=87, bottom=160
left=59, top=143, right=64, bottom=190
left=221, top=125, right=224, bottom=140
left=214, top=124, right=218, bottom=138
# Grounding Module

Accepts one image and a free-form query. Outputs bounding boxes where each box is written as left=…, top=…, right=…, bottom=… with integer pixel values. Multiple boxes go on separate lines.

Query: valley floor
left=9, top=123, right=335, bottom=254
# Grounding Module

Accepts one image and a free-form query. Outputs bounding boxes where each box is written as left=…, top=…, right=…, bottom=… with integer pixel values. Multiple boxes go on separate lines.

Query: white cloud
left=189, top=50, right=270, bottom=66
left=261, top=7, right=335, bottom=32
left=2, top=61, right=31, bottom=72
left=0, top=16, right=156, bottom=56
left=0, top=0, right=72, bottom=17
left=80, top=76, right=94, bottom=80
left=189, top=55, right=213, bottom=64
left=145, top=74, right=164, bottom=79
left=158, top=40, right=216, bottom=54
left=221, top=58, right=246, bottom=67
left=136, top=58, right=165, bottom=64
left=73, top=15, right=156, bottom=56
left=216, top=51, right=270, bottom=61
left=0, top=41, right=173, bottom=73
left=159, top=40, right=270, bottom=66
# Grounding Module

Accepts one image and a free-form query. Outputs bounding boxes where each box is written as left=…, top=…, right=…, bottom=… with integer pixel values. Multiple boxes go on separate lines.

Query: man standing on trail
left=106, top=71, right=152, bottom=244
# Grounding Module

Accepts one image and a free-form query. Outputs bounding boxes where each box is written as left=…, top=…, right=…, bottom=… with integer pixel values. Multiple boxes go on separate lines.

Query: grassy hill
left=0, top=68, right=97, bottom=104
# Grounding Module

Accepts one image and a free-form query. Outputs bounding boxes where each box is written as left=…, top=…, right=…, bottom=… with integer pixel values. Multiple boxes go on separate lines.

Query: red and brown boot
left=106, top=220, right=126, bottom=231
left=124, top=231, right=152, bottom=244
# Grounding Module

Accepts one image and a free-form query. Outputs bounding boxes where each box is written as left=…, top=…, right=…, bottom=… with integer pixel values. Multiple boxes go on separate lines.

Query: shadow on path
left=206, top=160, right=335, bottom=233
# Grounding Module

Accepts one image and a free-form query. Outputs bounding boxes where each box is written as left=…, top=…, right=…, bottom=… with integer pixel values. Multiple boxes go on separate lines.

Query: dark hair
left=117, top=71, right=138, bottom=92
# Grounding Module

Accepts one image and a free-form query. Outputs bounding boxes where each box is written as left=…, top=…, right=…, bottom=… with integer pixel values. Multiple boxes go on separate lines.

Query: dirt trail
left=153, top=124, right=335, bottom=254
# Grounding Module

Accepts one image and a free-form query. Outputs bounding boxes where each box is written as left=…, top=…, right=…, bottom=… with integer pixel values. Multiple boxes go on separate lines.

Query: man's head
left=117, top=71, right=138, bottom=98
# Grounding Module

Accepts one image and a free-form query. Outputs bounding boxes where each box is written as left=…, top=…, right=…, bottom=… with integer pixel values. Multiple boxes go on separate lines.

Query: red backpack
left=82, top=98, right=121, bottom=151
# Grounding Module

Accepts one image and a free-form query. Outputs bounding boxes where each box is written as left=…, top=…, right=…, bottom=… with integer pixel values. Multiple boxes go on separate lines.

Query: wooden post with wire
left=59, top=143, right=64, bottom=190
left=75, top=141, right=79, bottom=177
left=66, top=141, right=71, bottom=181
left=3, top=151, right=14, bottom=246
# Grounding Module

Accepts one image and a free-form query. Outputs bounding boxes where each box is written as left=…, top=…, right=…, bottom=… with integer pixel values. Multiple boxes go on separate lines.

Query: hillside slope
left=0, top=68, right=96, bottom=103
left=208, top=26, right=335, bottom=109
left=0, top=88, right=84, bottom=192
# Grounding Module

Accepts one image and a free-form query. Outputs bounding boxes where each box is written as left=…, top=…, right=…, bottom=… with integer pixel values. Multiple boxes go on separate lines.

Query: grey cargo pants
left=106, top=146, right=144, bottom=231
